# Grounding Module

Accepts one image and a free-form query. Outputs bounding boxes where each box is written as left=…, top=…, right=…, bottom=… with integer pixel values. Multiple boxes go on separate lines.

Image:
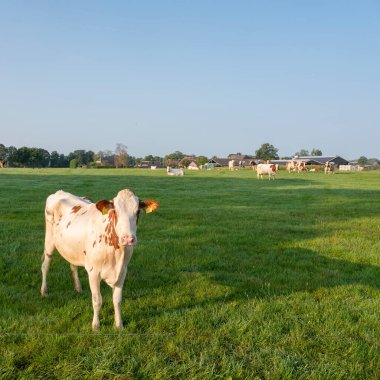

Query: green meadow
left=1, top=168, right=380, bottom=379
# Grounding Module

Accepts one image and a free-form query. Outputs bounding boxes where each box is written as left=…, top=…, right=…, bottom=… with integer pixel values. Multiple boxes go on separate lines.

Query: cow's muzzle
left=120, top=235, right=137, bottom=247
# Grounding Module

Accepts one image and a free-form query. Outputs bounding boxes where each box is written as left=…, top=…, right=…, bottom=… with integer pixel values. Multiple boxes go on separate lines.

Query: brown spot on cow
left=93, top=241, right=96, bottom=247
left=104, top=209, right=120, bottom=249
left=71, top=205, right=82, bottom=213
left=83, top=250, right=86, bottom=255
left=66, top=221, right=71, bottom=228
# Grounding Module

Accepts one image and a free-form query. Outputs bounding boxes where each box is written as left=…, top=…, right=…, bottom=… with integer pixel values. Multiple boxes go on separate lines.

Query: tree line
left=0, top=144, right=204, bottom=168
left=0, top=142, right=375, bottom=169
left=0, top=144, right=132, bottom=169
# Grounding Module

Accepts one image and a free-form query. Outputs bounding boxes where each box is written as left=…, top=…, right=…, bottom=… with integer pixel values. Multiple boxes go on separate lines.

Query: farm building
left=268, top=159, right=291, bottom=167
left=207, top=156, right=256, bottom=168
left=294, top=155, right=349, bottom=167
left=206, top=158, right=230, bottom=167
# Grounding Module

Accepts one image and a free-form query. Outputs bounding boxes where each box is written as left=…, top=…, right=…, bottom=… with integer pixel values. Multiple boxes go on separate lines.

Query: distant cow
left=297, top=162, right=307, bottom=172
left=324, top=162, right=335, bottom=174
left=256, top=163, right=277, bottom=180
left=287, top=161, right=307, bottom=173
left=41, top=189, right=159, bottom=330
left=167, top=166, right=184, bottom=176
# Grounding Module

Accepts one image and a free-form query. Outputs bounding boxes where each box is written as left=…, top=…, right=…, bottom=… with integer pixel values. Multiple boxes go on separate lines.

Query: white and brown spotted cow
left=256, top=163, right=278, bottom=180
left=41, top=189, right=158, bottom=330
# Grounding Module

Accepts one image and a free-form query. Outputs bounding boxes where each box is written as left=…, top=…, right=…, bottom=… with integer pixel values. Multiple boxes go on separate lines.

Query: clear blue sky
left=0, top=1, right=379, bottom=159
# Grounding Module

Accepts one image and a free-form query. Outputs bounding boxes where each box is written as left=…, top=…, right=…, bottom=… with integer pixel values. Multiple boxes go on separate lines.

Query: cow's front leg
left=112, top=267, right=128, bottom=329
left=88, top=271, right=102, bottom=331
left=112, top=286, right=124, bottom=329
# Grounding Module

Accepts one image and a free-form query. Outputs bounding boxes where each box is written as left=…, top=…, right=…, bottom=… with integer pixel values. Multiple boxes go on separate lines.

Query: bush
left=69, top=159, right=78, bottom=168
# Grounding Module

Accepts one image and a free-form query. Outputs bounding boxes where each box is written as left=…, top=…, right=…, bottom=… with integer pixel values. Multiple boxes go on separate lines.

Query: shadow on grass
left=207, top=246, right=380, bottom=301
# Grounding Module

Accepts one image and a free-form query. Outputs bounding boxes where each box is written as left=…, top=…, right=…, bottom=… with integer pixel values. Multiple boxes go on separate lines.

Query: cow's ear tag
left=140, top=200, right=159, bottom=214
left=96, top=200, right=114, bottom=214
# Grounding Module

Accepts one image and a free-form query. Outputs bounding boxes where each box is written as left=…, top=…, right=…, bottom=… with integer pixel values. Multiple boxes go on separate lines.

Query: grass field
left=1, top=168, right=380, bottom=379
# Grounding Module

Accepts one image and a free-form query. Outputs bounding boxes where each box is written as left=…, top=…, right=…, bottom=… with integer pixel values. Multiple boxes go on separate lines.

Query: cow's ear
left=139, top=200, right=159, bottom=214
left=96, top=200, right=114, bottom=215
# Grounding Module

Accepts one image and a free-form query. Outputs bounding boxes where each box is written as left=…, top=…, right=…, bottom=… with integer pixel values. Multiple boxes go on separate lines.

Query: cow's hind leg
left=70, top=264, right=82, bottom=293
left=41, top=248, right=54, bottom=297
left=41, top=210, right=56, bottom=297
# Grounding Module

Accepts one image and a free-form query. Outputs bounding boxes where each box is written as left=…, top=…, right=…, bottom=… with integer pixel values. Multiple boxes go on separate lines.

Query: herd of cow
left=228, top=159, right=335, bottom=180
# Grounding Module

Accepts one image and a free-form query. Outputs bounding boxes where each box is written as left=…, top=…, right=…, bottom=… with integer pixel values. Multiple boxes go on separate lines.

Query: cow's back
left=45, top=191, right=96, bottom=266
left=45, top=190, right=90, bottom=223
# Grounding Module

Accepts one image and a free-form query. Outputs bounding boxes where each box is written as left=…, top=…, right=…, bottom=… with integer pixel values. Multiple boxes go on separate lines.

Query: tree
left=143, top=155, right=155, bottom=161
left=50, top=151, right=60, bottom=167
left=114, top=143, right=128, bottom=168
left=181, top=159, right=190, bottom=168
left=197, top=156, right=208, bottom=166
left=67, top=150, right=94, bottom=166
left=358, top=156, right=368, bottom=165
left=165, top=151, right=185, bottom=161
left=128, top=156, right=137, bottom=167
left=6, top=146, right=18, bottom=167
left=29, top=148, right=50, bottom=167
left=311, top=148, right=322, bottom=156
left=68, top=150, right=84, bottom=166
left=58, top=154, right=69, bottom=167
left=70, top=159, right=78, bottom=168
left=0, top=144, right=6, bottom=168
left=16, top=147, right=31, bottom=167
left=295, top=149, right=309, bottom=157
left=255, top=143, right=279, bottom=161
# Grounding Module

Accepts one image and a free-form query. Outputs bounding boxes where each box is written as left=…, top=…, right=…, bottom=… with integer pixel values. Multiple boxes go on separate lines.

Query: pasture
left=1, top=168, right=380, bottom=379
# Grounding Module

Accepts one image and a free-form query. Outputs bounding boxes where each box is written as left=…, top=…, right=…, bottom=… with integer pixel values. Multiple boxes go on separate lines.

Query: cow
left=167, top=166, right=184, bottom=176
left=228, top=160, right=235, bottom=170
left=287, top=161, right=307, bottom=173
left=297, top=162, right=308, bottom=172
left=256, top=163, right=277, bottom=180
left=286, top=161, right=295, bottom=173
left=324, top=162, right=335, bottom=174
left=41, top=189, right=159, bottom=331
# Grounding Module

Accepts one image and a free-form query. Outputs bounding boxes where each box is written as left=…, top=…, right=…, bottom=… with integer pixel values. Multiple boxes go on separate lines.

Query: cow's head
left=96, top=189, right=158, bottom=248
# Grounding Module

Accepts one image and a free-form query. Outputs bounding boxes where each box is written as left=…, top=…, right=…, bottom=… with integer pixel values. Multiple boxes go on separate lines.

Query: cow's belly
left=55, top=239, right=87, bottom=266
left=54, top=223, right=89, bottom=267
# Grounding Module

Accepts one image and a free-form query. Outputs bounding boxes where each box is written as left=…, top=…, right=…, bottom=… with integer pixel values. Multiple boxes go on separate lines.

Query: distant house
left=187, top=161, right=199, bottom=170
left=139, top=160, right=164, bottom=169
left=96, top=155, right=115, bottom=167
left=166, top=159, right=181, bottom=167
left=294, top=155, right=349, bottom=166
left=180, top=156, right=197, bottom=165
